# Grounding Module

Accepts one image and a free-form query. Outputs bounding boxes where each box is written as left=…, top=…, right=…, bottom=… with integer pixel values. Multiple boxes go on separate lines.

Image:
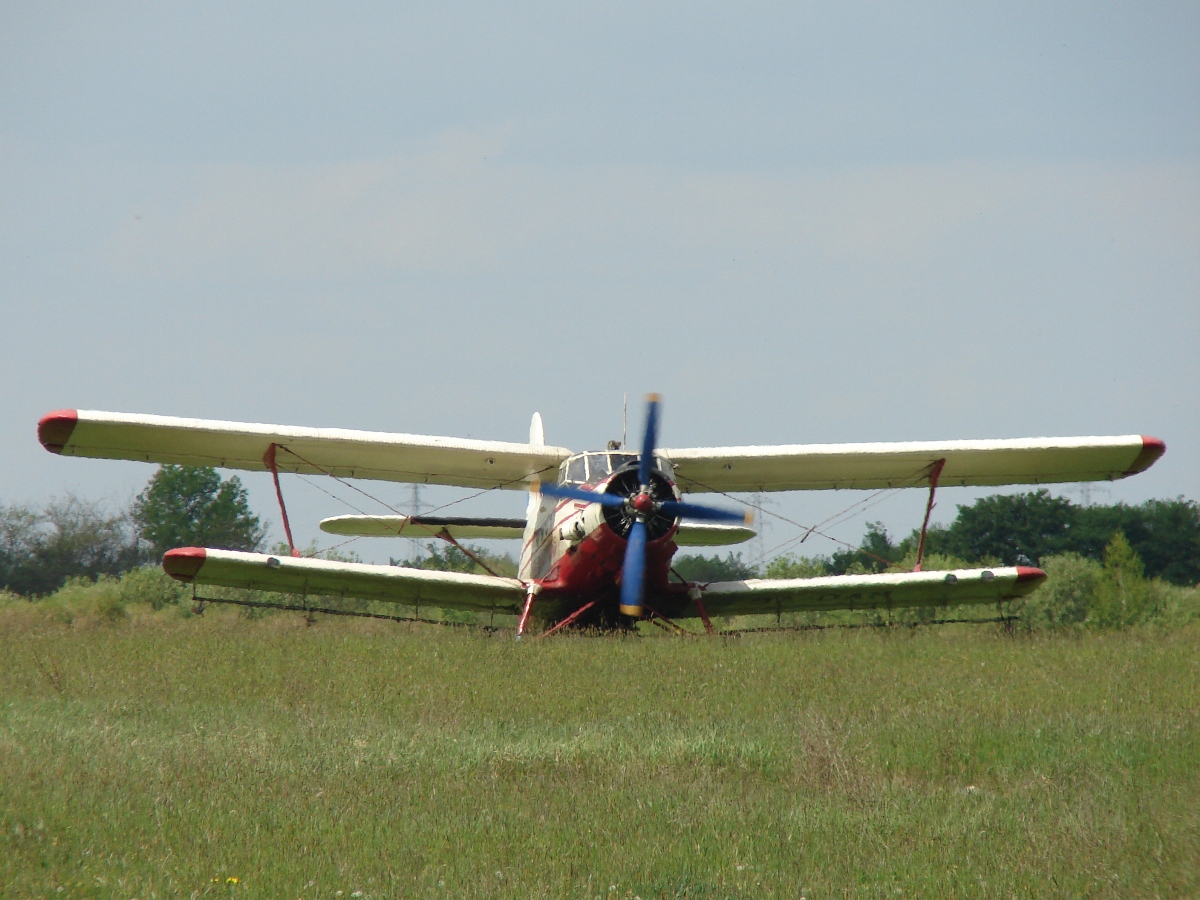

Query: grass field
left=1, top=608, right=1197, bottom=898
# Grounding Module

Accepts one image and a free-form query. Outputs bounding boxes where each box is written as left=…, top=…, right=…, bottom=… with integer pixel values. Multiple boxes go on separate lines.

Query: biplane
left=37, top=397, right=1165, bottom=634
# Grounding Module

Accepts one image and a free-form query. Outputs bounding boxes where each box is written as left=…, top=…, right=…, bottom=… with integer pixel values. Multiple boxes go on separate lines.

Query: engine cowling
left=601, top=465, right=677, bottom=541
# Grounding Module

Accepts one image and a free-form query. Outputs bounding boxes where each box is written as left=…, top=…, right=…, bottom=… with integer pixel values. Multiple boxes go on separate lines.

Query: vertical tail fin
left=519, top=412, right=553, bottom=581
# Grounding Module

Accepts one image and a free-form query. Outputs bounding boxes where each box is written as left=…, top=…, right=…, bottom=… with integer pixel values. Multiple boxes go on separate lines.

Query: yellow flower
left=227, top=877, right=240, bottom=884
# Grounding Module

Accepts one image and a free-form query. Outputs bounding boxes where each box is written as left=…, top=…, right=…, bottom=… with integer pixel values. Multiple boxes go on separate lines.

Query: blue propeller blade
left=658, top=500, right=750, bottom=524
left=534, top=481, right=626, bottom=509
left=619, top=518, right=647, bottom=617
left=638, top=394, right=661, bottom=486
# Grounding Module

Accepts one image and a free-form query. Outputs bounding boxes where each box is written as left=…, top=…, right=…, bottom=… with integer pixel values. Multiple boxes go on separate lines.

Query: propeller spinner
left=534, top=394, right=750, bottom=618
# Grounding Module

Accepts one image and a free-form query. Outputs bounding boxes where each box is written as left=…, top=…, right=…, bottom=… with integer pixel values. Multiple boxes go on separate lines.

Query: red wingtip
left=38, top=409, right=78, bottom=453
left=162, top=547, right=207, bottom=582
left=1124, top=436, right=1166, bottom=476
left=1015, top=566, right=1047, bottom=584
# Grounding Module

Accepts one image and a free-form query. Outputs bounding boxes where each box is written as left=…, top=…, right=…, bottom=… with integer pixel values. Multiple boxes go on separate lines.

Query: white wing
left=674, top=523, right=756, bottom=546
left=690, top=566, right=1045, bottom=616
left=40, top=410, right=572, bottom=489
left=320, top=515, right=526, bottom=540
left=163, top=548, right=525, bottom=612
left=662, top=435, right=1164, bottom=493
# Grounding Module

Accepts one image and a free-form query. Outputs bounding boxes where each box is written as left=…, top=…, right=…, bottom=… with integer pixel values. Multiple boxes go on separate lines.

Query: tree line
left=674, top=490, right=1200, bottom=586
left=4, top=465, right=1198, bottom=604
left=1, top=465, right=263, bottom=596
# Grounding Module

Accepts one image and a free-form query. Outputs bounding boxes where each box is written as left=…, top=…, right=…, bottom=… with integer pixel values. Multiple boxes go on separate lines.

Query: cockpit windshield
left=585, top=453, right=610, bottom=481
left=566, top=456, right=587, bottom=484
left=559, top=452, right=672, bottom=485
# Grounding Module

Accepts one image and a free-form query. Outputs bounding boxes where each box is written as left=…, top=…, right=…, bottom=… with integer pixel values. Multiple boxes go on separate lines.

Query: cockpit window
left=560, top=452, right=673, bottom=485
left=585, top=453, right=610, bottom=482
left=608, top=453, right=637, bottom=471
left=566, top=456, right=587, bottom=484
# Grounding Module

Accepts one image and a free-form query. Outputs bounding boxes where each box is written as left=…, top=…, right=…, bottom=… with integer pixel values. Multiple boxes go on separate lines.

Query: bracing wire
left=273, top=444, right=558, bottom=573
left=681, top=468, right=933, bottom=571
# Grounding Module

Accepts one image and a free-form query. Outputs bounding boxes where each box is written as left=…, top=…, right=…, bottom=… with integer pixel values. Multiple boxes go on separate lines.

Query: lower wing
left=319, top=516, right=755, bottom=546
left=690, top=566, right=1045, bottom=617
left=162, top=548, right=526, bottom=612
left=320, top=515, right=526, bottom=540
left=674, top=523, right=756, bottom=546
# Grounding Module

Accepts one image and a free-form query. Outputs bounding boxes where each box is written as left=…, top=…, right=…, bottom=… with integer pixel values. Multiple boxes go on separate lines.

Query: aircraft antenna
left=622, top=394, right=627, bottom=449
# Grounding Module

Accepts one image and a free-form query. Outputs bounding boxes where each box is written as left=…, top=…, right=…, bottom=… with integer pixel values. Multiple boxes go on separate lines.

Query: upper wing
left=39, top=410, right=572, bottom=489
left=163, top=548, right=526, bottom=612
left=320, top=515, right=526, bottom=540
left=662, top=435, right=1165, bottom=493
left=689, top=566, right=1045, bottom=617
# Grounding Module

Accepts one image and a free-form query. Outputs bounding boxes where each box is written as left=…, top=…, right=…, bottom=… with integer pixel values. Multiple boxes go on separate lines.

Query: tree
left=0, top=496, right=143, bottom=596
left=1073, top=498, right=1200, bottom=586
left=827, top=522, right=901, bottom=574
left=392, top=543, right=516, bottom=577
left=671, top=552, right=756, bottom=582
left=1090, top=532, right=1158, bottom=627
left=133, top=465, right=265, bottom=558
left=764, top=554, right=828, bottom=579
left=928, top=490, right=1075, bottom=566
left=920, top=491, right=1199, bottom=583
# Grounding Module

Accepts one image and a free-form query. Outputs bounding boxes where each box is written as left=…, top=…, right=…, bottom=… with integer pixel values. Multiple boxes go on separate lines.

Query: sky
left=2, top=2, right=1197, bottom=566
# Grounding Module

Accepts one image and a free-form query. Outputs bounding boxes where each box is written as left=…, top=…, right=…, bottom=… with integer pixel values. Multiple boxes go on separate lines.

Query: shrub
left=118, top=566, right=188, bottom=610
left=764, top=554, right=827, bottom=579
left=1155, top=582, right=1200, bottom=628
left=1089, top=532, right=1161, bottom=628
left=44, top=576, right=128, bottom=624
left=1018, top=553, right=1100, bottom=631
left=393, top=543, right=517, bottom=577
left=673, top=552, right=756, bottom=582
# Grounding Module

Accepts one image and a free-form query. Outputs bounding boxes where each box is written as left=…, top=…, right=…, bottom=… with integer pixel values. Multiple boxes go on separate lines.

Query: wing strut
left=268, top=442, right=506, bottom=576
left=426, top=527, right=505, bottom=577
left=265, top=443, right=301, bottom=557
left=913, top=458, right=946, bottom=572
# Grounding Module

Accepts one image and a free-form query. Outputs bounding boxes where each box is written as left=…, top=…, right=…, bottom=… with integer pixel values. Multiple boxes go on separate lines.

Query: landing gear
left=515, top=584, right=541, bottom=640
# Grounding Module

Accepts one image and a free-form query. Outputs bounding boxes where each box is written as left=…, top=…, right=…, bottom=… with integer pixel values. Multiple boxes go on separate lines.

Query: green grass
left=1, top=608, right=1197, bottom=898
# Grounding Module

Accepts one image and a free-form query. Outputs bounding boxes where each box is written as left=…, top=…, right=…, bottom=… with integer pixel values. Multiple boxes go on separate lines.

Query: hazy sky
left=2, top=2, right=1197, bottom=565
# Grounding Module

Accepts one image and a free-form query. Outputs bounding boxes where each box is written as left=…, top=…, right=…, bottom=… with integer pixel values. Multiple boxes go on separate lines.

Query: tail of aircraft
left=519, top=413, right=556, bottom=582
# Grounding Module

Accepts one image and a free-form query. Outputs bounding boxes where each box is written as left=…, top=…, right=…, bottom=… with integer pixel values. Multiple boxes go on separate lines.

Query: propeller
left=533, top=394, right=750, bottom=618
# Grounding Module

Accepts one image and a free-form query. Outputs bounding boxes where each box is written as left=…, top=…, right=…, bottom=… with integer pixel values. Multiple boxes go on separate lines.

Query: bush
left=41, top=576, right=129, bottom=625
left=672, top=552, right=756, bottom=582
left=117, top=566, right=188, bottom=610
left=393, top=543, right=517, bottom=577
left=1018, top=553, right=1100, bottom=632
left=764, top=554, right=827, bottom=579
left=1154, top=582, right=1200, bottom=628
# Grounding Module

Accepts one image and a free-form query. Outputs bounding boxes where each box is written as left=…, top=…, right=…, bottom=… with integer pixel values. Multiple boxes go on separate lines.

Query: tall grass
left=1, top=600, right=1196, bottom=898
